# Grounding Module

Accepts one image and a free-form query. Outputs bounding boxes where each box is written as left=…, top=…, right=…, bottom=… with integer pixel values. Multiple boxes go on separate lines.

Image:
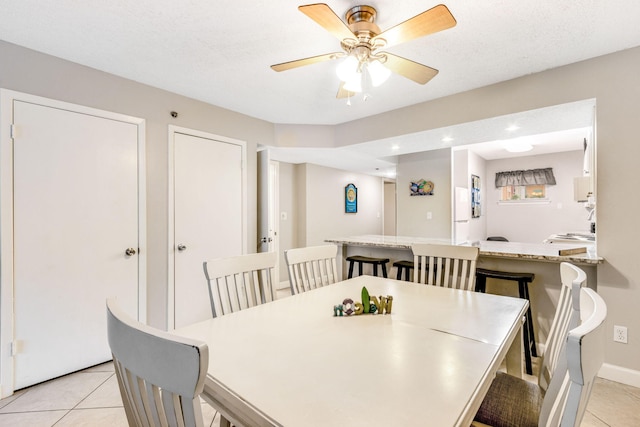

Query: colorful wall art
left=345, top=183, right=357, bottom=213
left=410, top=179, right=434, bottom=196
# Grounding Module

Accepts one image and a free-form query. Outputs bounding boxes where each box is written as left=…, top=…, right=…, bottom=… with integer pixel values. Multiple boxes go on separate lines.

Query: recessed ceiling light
left=505, top=125, right=520, bottom=132
left=442, top=136, right=454, bottom=142
left=504, top=141, right=533, bottom=152
left=391, top=144, right=400, bottom=150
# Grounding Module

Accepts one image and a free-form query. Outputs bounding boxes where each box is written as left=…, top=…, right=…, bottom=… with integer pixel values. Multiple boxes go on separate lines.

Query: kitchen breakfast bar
left=325, top=234, right=603, bottom=348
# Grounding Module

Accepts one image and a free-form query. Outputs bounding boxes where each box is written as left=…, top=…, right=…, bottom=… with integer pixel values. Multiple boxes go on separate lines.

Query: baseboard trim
left=598, top=363, right=640, bottom=388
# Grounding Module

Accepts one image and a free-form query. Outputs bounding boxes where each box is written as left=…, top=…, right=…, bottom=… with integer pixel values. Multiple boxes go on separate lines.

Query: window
left=500, top=184, right=546, bottom=201
left=495, top=168, right=555, bottom=202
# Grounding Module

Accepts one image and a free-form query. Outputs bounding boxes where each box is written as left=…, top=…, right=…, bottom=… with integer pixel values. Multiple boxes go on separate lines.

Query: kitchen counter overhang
left=325, top=235, right=602, bottom=265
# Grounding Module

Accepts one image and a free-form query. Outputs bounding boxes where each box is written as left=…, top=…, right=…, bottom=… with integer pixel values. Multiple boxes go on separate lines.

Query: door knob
left=125, top=248, right=137, bottom=256
left=177, top=244, right=187, bottom=251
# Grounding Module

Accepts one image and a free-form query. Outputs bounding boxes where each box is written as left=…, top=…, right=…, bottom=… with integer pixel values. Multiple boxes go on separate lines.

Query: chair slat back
left=411, top=244, right=479, bottom=290
left=107, top=299, right=207, bottom=427
left=203, top=251, right=277, bottom=317
left=539, top=287, right=607, bottom=427
left=285, top=244, right=338, bottom=294
left=538, top=262, right=586, bottom=392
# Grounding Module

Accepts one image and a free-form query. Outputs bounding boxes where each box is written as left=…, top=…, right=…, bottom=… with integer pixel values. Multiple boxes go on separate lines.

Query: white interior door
left=257, top=151, right=279, bottom=286
left=9, top=98, right=143, bottom=390
left=172, top=130, right=245, bottom=328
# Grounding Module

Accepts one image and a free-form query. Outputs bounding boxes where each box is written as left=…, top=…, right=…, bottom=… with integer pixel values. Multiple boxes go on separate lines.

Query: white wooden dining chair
left=538, top=262, right=586, bottom=392
left=472, top=286, right=607, bottom=427
left=203, top=251, right=277, bottom=317
left=469, top=262, right=586, bottom=426
left=411, top=243, right=479, bottom=290
left=106, top=298, right=210, bottom=427
left=285, top=244, right=338, bottom=294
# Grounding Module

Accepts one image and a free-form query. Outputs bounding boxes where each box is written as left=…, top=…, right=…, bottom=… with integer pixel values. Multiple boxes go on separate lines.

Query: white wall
left=276, top=161, right=381, bottom=284
left=396, top=148, right=452, bottom=238
left=297, top=163, right=383, bottom=247
left=274, top=124, right=335, bottom=147
left=485, top=150, right=588, bottom=243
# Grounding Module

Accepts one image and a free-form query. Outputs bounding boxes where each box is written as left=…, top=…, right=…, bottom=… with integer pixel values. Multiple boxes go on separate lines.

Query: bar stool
left=393, top=260, right=414, bottom=281
left=346, top=255, right=389, bottom=279
left=476, top=268, right=537, bottom=375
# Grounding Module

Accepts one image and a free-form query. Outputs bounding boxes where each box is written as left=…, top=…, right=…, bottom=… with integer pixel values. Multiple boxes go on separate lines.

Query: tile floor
left=1, top=360, right=638, bottom=426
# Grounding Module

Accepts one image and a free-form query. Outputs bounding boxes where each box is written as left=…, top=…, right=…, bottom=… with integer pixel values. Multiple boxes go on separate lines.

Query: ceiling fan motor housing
left=345, top=5, right=382, bottom=45
left=346, top=5, right=376, bottom=24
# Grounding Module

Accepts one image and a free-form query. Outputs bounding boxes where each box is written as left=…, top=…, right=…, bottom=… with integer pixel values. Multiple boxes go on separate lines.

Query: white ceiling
left=1, top=0, right=639, bottom=126
left=0, top=1, right=634, bottom=175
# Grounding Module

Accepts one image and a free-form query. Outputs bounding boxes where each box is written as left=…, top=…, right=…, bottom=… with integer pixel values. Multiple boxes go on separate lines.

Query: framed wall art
left=471, top=174, right=481, bottom=218
left=345, top=183, right=357, bottom=213
left=410, top=179, right=434, bottom=196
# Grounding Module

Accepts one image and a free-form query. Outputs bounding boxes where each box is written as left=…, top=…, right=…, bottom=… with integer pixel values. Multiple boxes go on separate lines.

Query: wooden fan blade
left=299, top=3, right=356, bottom=42
left=372, top=4, right=456, bottom=49
left=336, top=82, right=356, bottom=99
left=382, top=53, right=439, bottom=85
left=271, top=52, right=340, bottom=72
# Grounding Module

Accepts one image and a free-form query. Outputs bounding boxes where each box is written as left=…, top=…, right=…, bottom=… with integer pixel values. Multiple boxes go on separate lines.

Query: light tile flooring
left=1, top=360, right=639, bottom=426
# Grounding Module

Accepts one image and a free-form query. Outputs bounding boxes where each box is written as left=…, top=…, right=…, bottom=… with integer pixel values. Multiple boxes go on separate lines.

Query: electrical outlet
left=614, top=325, right=628, bottom=344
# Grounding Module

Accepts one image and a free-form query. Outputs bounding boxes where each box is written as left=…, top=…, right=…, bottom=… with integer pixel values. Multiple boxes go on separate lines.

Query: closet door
left=172, top=131, right=244, bottom=328
left=12, top=100, right=142, bottom=389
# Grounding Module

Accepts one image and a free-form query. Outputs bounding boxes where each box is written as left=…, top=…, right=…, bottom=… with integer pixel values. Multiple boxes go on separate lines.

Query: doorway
left=383, top=181, right=397, bottom=235
left=258, top=150, right=280, bottom=287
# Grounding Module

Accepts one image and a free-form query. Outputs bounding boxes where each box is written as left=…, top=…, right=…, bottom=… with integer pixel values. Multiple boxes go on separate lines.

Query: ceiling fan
left=271, top=3, right=457, bottom=98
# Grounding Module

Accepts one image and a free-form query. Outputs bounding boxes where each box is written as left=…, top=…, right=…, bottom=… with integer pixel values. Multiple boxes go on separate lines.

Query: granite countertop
left=325, top=235, right=603, bottom=265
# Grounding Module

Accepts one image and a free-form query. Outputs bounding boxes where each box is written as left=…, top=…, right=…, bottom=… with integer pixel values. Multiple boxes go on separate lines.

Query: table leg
left=505, top=324, right=523, bottom=379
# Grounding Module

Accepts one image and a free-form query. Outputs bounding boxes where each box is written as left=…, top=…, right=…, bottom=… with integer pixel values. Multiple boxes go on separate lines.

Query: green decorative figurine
left=332, top=286, right=392, bottom=316
left=361, top=286, right=370, bottom=313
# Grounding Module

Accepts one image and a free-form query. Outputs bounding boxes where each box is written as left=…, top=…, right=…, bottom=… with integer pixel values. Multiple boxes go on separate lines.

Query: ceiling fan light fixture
left=272, top=4, right=457, bottom=99
left=367, top=59, right=391, bottom=87
left=336, top=55, right=359, bottom=82
left=343, top=73, right=363, bottom=93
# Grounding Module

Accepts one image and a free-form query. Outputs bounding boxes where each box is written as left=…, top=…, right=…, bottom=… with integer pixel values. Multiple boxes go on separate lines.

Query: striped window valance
left=495, top=168, right=556, bottom=188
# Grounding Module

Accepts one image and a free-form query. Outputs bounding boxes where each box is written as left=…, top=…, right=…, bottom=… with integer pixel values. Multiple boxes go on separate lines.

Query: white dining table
left=174, top=275, right=528, bottom=427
